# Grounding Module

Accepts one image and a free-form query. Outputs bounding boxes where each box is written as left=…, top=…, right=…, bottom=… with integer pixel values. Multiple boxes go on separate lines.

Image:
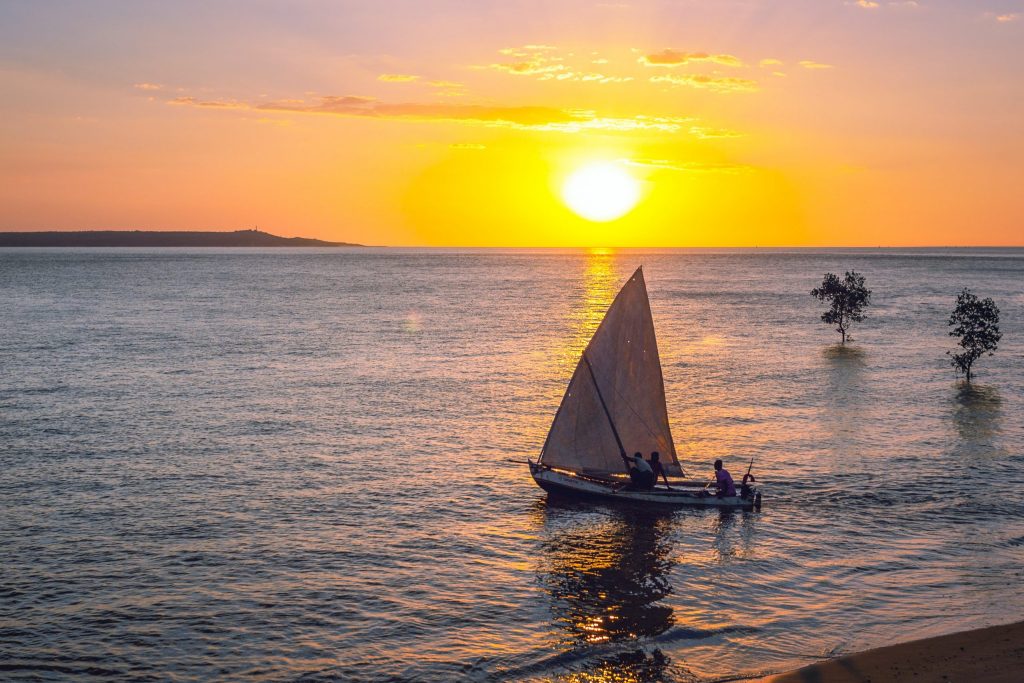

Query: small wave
left=491, top=625, right=749, bottom=681
left=0, top=385, right=66, bottom=397
left=0, top=661, right=148, bottom=680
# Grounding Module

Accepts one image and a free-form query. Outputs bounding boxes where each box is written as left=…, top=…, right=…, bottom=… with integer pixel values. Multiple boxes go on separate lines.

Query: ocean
left=1, top=247, right=1022, bottom=682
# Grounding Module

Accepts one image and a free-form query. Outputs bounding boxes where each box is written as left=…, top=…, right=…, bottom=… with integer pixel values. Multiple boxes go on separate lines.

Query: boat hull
left=530, top=464, right=760, bottom=510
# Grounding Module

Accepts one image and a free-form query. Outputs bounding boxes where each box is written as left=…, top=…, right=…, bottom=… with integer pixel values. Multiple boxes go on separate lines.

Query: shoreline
left=744, top=619, right=1024, bottom=682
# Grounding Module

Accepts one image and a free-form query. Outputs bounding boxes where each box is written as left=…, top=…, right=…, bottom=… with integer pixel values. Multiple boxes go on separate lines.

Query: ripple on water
left=1, top=248, right=1022, bottom=681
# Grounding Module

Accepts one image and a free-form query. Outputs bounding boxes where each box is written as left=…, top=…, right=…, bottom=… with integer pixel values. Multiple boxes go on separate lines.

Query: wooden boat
left=529, top=266, right=762, bottom=510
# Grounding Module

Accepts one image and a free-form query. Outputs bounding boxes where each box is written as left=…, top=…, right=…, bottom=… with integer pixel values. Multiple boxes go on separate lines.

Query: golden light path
left=561, top=162, right=641, bottom=222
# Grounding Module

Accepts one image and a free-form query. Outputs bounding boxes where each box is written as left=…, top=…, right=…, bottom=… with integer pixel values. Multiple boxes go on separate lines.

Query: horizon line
left=2, top=230, right=1022, bottom=249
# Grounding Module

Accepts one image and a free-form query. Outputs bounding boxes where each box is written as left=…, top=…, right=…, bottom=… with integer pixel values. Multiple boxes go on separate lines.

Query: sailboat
left=529, top=266, right=762, bottom=510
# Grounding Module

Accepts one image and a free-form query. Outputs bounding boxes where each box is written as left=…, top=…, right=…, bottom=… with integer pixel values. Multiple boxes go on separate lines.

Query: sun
left=561, top=162, right=641, bottom=222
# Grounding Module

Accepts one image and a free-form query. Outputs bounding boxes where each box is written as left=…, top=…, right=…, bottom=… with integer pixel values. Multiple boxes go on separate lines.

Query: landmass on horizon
left=0, top=229, right=362, bottom=248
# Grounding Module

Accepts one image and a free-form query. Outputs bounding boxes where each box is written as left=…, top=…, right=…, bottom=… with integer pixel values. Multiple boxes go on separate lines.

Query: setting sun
left=561, top=162, right=641, bottom=222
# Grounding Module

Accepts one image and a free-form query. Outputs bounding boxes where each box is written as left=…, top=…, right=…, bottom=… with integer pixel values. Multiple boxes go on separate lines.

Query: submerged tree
left=810, top=271, right=871, bottom=344
left=948, top=289, right=1001, bottom=382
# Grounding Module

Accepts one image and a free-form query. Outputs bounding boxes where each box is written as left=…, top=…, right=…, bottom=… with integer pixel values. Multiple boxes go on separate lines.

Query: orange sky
left=1, top=1, right=1022, bottom=246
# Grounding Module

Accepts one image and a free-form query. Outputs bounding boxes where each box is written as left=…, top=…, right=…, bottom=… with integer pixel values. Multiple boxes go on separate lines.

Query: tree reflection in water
left=532, top=497, right=697, bottom=683
left=951, top=383, right=1003, bottom=455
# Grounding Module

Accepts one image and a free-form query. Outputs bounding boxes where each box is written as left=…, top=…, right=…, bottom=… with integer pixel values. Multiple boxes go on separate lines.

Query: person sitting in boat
left=714, top=459, right=736, bottom=498
left=648, top=452, right=672, bottom=490
left=628, top=452, right=655, bottom=490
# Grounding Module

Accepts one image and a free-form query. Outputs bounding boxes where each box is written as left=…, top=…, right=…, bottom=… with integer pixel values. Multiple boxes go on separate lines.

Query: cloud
left=488, top=56, right=631, bottom=83
left=799, top=60, right=834, bottom=69
left=996, top=12, right=1019, bottom=22
left=850, top=0, right=920, bottom=7
left=488, top=45, right=566, bottom=76
left=134, top=82, right=163, bottom=91
left=168, top=96, right=247, bottom=109
left=498, top=44, right=557, bottom=56
left=450, top=143, right=486, bottom=150
left=533, top=114, right=694, bottom=133
left=486, top=45, right=633, bottom=83
left=650, top=74, right=758, bottom=93
left=428, top=80, right=463, bottom=88
left=759, top=58, right=783, bottom=67
left=640, top=49, right=744, bottom=67
left=378, top=74, right=419, bottom=82
left=688, top=125, right=744, bottom=139
left=169, top=92, right=709, bottom=135
left=261, top=96, right=580, bottom=127
left=624, top=158, right=751, bottom=173
left=548, top=72, right=633, bottom=83
left=490, top=59, right=567, bottom=76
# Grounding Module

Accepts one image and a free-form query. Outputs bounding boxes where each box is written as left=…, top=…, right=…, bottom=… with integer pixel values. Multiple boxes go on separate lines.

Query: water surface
left=1, top=248, right=1022, bottom=681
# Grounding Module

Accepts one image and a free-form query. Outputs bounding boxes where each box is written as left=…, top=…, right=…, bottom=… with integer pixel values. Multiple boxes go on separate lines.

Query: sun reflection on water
left=559, top=251, right=622, bottom=375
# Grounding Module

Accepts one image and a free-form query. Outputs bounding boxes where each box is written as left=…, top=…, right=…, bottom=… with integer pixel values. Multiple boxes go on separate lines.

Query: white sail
left=539, top=267, right=683, bottom=478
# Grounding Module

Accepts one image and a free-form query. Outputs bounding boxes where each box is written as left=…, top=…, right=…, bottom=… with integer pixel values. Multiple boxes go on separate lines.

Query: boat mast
left=582, top=353, right=630, bottom=473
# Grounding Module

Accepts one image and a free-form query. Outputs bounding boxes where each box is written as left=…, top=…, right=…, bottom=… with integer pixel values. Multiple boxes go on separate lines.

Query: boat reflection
left=532, top=497, right=683, bottom=682
left=709, top=508, right=757, bottom=564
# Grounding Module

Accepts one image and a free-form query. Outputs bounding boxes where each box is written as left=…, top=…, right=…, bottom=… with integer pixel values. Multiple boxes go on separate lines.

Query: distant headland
left=0, top=229, right=362, bottom=248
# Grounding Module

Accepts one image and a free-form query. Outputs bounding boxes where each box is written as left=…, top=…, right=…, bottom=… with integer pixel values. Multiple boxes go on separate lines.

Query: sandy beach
left=753, top=620, right=1024, bottom=683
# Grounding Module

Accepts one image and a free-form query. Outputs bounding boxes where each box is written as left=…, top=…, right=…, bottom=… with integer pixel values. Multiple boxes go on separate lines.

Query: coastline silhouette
left=0, top=229, right=361, bottom=248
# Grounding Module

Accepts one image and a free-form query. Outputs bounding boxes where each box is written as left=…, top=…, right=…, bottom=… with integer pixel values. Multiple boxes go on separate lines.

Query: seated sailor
left=648, top=451, right=672, bottom=490
left=713, top=459, right=736, bottom=498
left=628, top=452, right=655, bottom=489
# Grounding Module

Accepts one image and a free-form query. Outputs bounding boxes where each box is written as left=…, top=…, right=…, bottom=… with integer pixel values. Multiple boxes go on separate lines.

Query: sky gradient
left=1, top=0, right=1022, bottom=246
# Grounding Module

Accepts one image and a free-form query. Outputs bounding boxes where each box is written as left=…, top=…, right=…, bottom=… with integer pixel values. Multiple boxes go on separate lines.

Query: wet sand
left=754, top=620, right=1024, bottom=682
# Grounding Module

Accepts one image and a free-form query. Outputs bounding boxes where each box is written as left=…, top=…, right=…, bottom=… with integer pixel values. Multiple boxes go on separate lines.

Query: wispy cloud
left=488, top=45, right=567, bottom=77
left=548, top=72, right=633, bottom=83
left=168, top=96, right=247, bottom=109
left=134, top=82, right=163, bottom=91
left=640, top=49, right=744, bottom=67
left=498, top=44, right=557, bottom=56
left=489, top=59, right=568, bottom=76
left=759, top=58, right=783, bottom=67
left=259, top=96, right=576, bottom=126
left=688, top=125, right=744, bottom=139
left=487, top=46, right=631, bottom=83
left=378, top=74, right=419, bottom=82
left=799, top=60, right=834, bottom=69
left=168, top=93, right=709, bottom=135
left=993, top=12, right=1019, bottom=22
left=624, top=158, right=751, bottom=173
left=650, top=74, right=757, bottom=93
left=853, top=0, right=879, bottom=8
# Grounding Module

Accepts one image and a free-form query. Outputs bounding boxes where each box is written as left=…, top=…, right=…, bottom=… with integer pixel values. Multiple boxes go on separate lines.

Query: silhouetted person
left=648, top=452, right=672, bottom=489
left=713, top=459, right=736, bottom=498
left=629, top=452, right=655, bottom=490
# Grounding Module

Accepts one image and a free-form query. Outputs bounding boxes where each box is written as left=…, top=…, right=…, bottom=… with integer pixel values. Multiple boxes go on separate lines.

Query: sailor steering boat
left=529, top=266, right=762, bottom=511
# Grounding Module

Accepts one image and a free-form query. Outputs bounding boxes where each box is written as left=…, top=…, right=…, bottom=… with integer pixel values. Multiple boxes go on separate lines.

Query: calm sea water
left=1, top=248, right=1022, bottom=682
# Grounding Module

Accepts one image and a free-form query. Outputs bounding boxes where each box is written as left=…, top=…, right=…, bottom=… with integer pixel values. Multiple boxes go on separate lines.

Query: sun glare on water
left=561, top=162, right=641, bottom=222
